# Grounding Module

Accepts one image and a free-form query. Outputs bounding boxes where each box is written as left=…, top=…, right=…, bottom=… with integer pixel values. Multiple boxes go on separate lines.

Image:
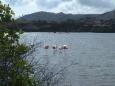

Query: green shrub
left=0, top=1, right=37, bottom=86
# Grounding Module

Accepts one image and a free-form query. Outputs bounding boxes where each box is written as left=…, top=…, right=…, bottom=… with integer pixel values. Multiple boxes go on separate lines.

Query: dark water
left=20, top=32, right=115, bottom=86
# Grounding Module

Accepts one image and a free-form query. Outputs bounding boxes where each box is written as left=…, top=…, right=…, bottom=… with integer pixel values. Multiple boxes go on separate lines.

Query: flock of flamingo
left=44, top=44, right=68, bottom=50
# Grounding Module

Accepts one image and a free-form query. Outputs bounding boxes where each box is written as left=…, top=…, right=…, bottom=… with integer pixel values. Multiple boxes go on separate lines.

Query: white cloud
left=50, top=0, right=111, bottom=14
left=1, top=0, right=115, bottom=17
left=13, top=2, right=38, bottom=17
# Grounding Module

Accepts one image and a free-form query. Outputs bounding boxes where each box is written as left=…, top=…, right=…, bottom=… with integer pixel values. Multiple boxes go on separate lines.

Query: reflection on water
left=20, top=32, right=115, bottom=86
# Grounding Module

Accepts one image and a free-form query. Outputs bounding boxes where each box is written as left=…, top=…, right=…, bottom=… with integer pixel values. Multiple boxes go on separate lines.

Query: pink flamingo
left=63, top=45, right=68, bottom=49
left=44, top=44, right=49, bottom=49
left=44, top=44, right=49, bottom=56
left=52, top=45, right=57, bottom=49
left=52, top=45, right=57, bottom=54
left=58, top=46, right=63, bottom=50
left=58, top=46, right=63, bottom=53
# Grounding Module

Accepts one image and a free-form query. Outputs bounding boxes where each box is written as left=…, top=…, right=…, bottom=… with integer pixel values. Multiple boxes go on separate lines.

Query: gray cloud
left=4, top=0, right=29, bottom=6
left=4, top=0, right=115, bottom=9
left=36, top=0, right=71, bottom=9
left=78, top=0, right=115, bottom=8
left=2, top=0, right=115, bottom=17
left=4, top=0, right=71, bottom=7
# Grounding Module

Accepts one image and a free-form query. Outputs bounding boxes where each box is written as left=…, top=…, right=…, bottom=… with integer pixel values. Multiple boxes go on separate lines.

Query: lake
left=20, top=32, right=115, bottom=86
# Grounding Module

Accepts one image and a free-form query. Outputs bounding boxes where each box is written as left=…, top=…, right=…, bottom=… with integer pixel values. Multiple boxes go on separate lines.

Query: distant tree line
left=16, top=17, right=115, bottom=32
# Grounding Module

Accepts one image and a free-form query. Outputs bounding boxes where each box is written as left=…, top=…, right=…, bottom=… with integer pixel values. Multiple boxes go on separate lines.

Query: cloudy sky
left=1, top=0, right=115, bottom=17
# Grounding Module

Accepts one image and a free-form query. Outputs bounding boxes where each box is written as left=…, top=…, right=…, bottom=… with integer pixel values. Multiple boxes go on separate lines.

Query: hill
left=17, top=10, right=115, bottom=32
left=17, top=11, right=98, bottom=22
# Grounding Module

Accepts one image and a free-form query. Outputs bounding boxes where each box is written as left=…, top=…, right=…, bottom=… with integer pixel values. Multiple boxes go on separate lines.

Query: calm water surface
left=20, top=33, right=115, bottom=86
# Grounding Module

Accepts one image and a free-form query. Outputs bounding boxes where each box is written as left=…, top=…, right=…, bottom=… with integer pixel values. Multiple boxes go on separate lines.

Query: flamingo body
left=63, top=45, right=68, bottom=49
left=44, top=44, right=49, bottom=49
left=52, top=45, right=57, bottom=49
